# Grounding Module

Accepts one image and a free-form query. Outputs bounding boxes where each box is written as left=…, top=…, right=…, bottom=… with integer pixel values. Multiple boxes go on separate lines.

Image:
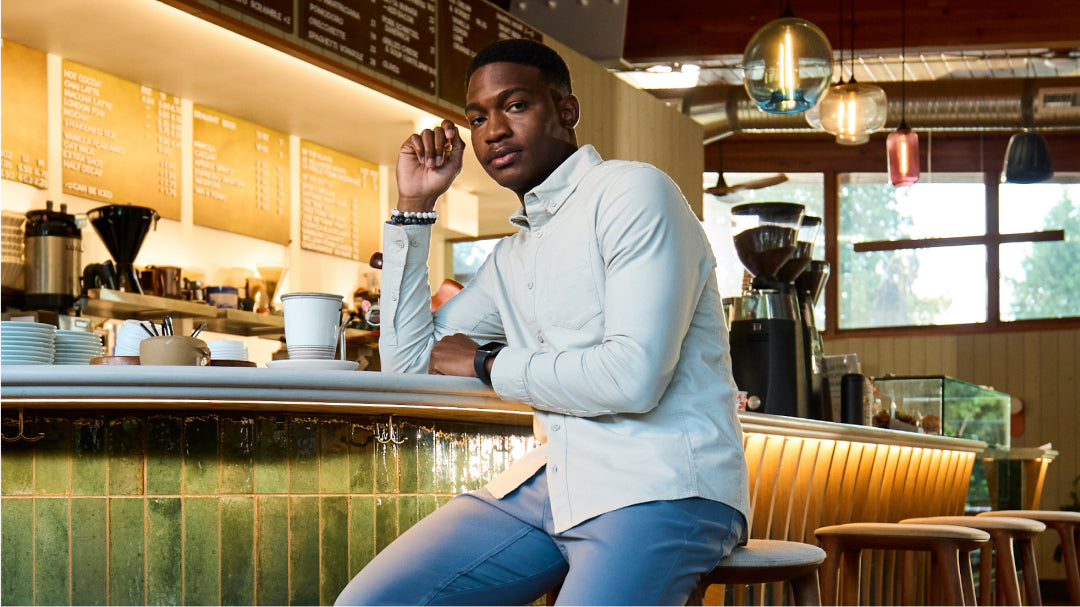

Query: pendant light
left=886, top=0, right=920, bottom=185
left=1003, top=77, right=1054, bottom=183
left=808, top=0, right=887, bottom=144
left=742, top=2, right=833, bottom=114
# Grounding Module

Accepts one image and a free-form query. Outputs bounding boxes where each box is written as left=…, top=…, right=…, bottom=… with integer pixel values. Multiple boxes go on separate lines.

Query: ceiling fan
left=704, top=143, right=788, bottom=196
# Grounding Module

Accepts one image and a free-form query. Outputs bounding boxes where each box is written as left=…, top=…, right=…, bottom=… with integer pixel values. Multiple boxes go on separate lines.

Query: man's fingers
left=432, top=127, right=447, bottom=167
left=420, top=129, right=436, bottom=165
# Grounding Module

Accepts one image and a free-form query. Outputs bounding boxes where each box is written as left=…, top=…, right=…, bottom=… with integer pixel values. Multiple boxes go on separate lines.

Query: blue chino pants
left=335, top=467, right=745, bottom=606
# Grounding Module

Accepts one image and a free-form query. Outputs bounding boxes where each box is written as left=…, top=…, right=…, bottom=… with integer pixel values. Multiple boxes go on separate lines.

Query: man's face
left=464, top=62, right=577, bottom=198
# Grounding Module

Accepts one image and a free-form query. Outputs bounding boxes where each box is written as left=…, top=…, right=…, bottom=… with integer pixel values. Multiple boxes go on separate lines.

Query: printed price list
left=219, top=0, right=295, bottom=32
left=192, top=105, right=290, bottom=244
left=299, top=140, right=380, bottom=261
left=300, top=0, right=437, bottom=94
left=60, top=60, right=182, bottom=219
left=1, top=40, right=49, bottom=189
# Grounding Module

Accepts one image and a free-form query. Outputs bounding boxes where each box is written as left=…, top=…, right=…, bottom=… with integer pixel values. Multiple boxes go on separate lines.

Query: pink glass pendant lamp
left=886, top=0, right=920, bottom=185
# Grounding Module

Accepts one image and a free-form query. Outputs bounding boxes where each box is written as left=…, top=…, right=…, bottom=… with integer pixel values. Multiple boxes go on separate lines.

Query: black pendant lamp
left=1003, top=79, right=1053, bottom=184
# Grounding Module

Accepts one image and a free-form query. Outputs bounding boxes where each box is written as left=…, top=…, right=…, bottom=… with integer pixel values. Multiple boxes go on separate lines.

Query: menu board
left=219, top=0, right=294, bottom=32
left=192, top=105, right=290, bottom=244
left=1, top=40, right=49, bottom=189
left=438, top=0, right=543, bottom=107
left=300, top=0, right=437, bottom=95
left=299, top=140, right=380, bottom=261
left=60, top=60, right=182, bottom=219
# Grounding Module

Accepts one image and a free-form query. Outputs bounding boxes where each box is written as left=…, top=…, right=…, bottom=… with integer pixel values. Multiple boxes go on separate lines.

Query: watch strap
left=473, top=342, right=506, bottom=385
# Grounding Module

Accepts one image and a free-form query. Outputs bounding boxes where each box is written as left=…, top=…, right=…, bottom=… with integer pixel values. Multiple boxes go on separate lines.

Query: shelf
left=83, top=288, right=284, bottom=338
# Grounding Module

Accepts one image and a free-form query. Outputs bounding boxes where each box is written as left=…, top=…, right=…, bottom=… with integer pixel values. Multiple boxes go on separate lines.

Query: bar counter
left=1, top=366, right=985, bottom=605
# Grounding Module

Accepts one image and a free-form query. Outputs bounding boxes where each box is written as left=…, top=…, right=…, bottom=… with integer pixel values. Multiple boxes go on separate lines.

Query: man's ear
left=558, top=94, right=580, bottom=130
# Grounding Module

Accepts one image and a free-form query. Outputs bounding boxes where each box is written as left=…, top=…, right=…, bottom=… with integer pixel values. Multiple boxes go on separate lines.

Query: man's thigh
left=553, top=498, right=745, bottom=606
left=335, top=492, right=568, bottom=606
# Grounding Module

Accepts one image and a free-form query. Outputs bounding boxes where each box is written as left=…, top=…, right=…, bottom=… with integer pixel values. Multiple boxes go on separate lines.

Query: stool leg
left=842, top=549, right=862, bottom=607
left=960, top=550, right=977, bottom=607
left=1056, top=523, right=1080, bottom=605
left=979, top=544, right=993, bottom=606
left=1018, top=538, right=1042, bottom=606
left=790, top=571, right=821, bottom=607
left=819, top=541, right=840, bottom=607
left=932, top=547, right=963, bottom=606
left=993, top=535, right=1022, bottom=606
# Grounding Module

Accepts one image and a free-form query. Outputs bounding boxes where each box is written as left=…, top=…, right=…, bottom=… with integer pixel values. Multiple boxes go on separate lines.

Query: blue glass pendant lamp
left=743, top=3, right=834, bottom=114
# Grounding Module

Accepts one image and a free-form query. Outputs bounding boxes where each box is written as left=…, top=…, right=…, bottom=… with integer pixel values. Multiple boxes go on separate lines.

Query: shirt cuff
left=490, top=346, right=532, bottom=405
left=382, top=222, right=432, bottom=267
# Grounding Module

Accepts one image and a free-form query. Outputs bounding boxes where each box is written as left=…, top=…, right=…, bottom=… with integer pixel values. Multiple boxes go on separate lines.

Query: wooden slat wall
left=825, top=328, right=1080, bottom=581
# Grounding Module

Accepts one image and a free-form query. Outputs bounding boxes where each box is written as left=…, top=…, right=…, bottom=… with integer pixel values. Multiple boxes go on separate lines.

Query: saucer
left=265, top=359, right=358, bottom=371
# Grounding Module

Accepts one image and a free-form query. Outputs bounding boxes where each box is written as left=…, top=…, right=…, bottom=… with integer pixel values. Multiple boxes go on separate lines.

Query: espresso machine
left=23, top=201, right=83, bottom=311
left=726, top=202, right=807, bottom=417
left=86, top=204, right=159, bottom=294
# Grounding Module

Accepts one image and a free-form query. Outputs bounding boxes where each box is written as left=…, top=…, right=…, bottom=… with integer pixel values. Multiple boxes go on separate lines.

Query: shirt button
left=551, top=424, right=560, bottom=431
left=527, top=281, right=534, bottom=289
left=392, top=294, right=398, bottom=301
left=410, top=239, right=419, bottom=247
left=536, top=230, right=543, bottom=238
left=537, top=333, right=545, bottom=344
left=395, top=239, right=405, bottom=248
left=551, top=465, right=558, bottom=473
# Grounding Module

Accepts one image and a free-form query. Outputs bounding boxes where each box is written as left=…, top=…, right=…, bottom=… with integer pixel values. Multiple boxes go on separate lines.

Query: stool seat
left=815, top=522, right=990, bottom=605
left=903, top=516, right=1045, bottom=605
left=690, top=540, right=826, bottom=606
left=817, top=522, right=990, bottom=545
left=902, top=516, right=1045, bottom=535
left=978, top=510, right=1080, bottom=605
left=713, top=539, right=827, bottom=569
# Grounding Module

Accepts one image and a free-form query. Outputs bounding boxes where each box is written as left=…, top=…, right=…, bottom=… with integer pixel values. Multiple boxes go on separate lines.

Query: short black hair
left=465, top=39, right=572, bottom=98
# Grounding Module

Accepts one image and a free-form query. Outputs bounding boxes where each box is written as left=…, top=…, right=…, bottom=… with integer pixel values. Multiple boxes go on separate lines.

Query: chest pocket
left=538, top=231, right=603, bottom=330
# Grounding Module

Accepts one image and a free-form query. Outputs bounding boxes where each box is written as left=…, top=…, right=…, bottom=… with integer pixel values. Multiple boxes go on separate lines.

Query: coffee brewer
left=86, top=204, right=159, bottom=294
left=23, top=201, right=82, bottom=311
left=726, top=202, right=808, bottom=417
left=795, top=259, right=831, bottom=419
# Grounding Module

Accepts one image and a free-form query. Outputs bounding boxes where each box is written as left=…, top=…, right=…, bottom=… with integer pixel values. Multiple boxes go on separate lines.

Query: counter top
left=0, top=366, right=988, bottom=453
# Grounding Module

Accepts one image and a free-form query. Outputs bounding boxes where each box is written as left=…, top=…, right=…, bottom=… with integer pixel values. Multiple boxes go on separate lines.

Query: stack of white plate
left=115, top=319, right=151, bottom=356
left=208, top=340, right=249, bottom=362
left=1, top=211, right=25, bottom=290
left=54, top=330, right=105, bottom=365
left=0, top=321, right=56, bottom=365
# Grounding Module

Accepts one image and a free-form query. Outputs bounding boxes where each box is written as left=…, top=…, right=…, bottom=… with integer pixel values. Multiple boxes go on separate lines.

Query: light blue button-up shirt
left=380, top=145, right=749, bottom=533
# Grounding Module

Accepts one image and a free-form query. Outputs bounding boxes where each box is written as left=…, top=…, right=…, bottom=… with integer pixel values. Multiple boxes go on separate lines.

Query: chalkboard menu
left=1, top=40, right=49, bottom=189
left=300, top=0, right=438, bottom=95
left=437, top=0, right=542, bottom=107
left=60, top=60, right=182, bottom=220
left=220, top=0, right=294, bottom=32
left=299, top=140, right=380, bottom=261
left=192, top=105, right=290, bottom=244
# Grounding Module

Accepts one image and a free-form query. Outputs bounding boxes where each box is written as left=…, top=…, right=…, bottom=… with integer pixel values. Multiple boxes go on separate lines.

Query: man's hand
left=396, top=120, right=466, bottom=213
left=429, top=333, right=480, bottom=377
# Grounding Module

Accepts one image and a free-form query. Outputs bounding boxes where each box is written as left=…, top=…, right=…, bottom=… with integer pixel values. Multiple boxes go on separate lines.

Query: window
left=450, top=238, right=500, bottom=285
left=837, top=172, right=1077, bottom=330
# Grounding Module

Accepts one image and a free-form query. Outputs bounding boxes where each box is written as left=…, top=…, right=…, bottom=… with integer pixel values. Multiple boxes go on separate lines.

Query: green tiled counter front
left=1, top=410, right=536, bottom=606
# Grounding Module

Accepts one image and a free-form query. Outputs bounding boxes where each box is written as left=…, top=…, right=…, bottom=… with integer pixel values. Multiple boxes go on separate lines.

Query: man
left=336, top=39, right=749, bottom=606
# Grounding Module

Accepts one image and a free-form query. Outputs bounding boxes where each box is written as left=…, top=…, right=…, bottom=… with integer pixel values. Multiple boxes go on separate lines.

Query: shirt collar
left=509, top=145, right=603, bottom=230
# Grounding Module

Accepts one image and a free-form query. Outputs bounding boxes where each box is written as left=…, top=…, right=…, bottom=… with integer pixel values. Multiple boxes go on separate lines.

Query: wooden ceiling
left=622, top=0, right=1080, bottom=64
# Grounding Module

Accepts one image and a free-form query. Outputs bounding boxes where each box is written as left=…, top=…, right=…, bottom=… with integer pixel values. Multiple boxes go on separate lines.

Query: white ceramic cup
left=280, top=292, right=343, bottom=360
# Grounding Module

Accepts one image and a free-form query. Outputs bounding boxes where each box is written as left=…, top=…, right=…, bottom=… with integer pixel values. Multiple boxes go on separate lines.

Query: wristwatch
left=473, top=342, right=506, bottom=385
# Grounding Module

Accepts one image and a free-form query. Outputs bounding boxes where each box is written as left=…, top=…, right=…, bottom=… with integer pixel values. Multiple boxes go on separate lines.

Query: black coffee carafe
left=87, top=204, right=159, bottom=294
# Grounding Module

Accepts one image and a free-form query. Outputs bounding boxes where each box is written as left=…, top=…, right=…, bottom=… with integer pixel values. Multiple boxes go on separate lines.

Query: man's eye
left=507, top=102, right=525, bottom=112
left=469, top=116, right=486, bottom=127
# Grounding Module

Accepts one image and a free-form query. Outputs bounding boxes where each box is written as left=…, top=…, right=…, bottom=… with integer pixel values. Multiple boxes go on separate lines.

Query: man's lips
left=486, top=147, right=520, bottom=168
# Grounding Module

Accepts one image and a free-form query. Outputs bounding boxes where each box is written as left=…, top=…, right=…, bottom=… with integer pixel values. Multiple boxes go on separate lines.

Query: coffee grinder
left=87, top=204, right=159, bottom=294
left=726, top=202, right=806, bottom=417
left=795, top=259, right=831, bottom=420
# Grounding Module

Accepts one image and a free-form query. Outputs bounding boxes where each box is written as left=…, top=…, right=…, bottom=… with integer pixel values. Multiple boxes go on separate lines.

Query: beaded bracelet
left=387, top=208, right=438, bottom=226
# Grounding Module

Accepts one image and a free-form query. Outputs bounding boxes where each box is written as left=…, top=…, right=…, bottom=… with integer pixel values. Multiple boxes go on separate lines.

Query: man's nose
left=485, top=113, right=511, bottom=141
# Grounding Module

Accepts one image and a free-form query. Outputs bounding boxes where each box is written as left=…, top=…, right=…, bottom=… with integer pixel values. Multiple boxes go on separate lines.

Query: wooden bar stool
left=901, top=515, right=1045, bottom=606
left=978, top=510, right=1080, bottom=605
left=688, top=539, right=827, bottom=606
left=815, top=522, right=990, bottom=606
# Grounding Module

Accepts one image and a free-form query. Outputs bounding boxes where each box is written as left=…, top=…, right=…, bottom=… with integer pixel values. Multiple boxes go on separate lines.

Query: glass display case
left=872, top=375, right=1011, bottom=448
